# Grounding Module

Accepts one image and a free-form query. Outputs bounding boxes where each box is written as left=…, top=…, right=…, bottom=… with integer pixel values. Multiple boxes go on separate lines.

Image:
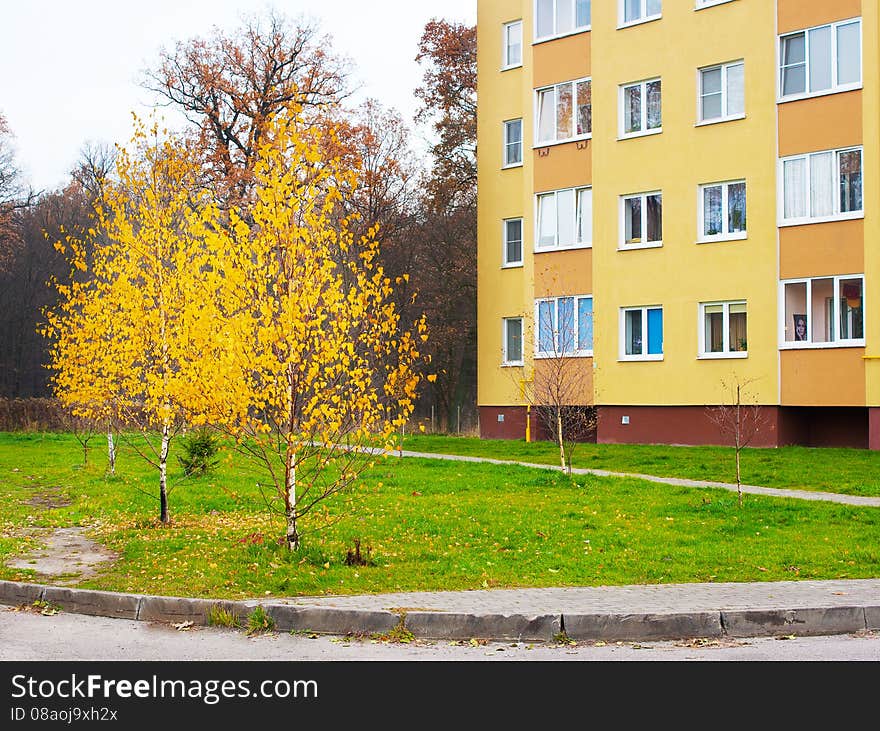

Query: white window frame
left=503, top=118, right=523, bottom=169
left=698, top=301, right=748, bottom=359
left=619, top=306, right=664, bottom=361
left=534, top=295, right=594, bottom=358
left=695, top=0, right=737, bottom=9
left=534, top=77, right=592, bottom=147
left=778, top=146, right=863, bottom=227
left=502, top=218, right=524, bottom=268
left=502, top=20, right=523, bottom=70
left=618, top=0, right=662, bottom=29
left=618, top=78, right=662, bottom=139
left=503, top=317, right=525, bottom=366
left=619, top=191, right=662, bottom=250
left=698, top=180, right=747, bottom=243
left=779, top=275, right=865, bottom=349
left=534, top=0, right=592, bottom=43
left=778, top=18, right=862, bottom=103
left=535, top=186, right=592, bottom=252
left=697, top=61, right=745, bottom=125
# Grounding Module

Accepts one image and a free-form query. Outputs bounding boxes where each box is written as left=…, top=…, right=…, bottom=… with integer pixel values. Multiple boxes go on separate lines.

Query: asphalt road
left=2, top=608, right=879, bottom=661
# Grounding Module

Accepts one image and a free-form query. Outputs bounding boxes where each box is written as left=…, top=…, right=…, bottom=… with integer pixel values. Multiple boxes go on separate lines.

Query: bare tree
left=707, top=377, right=768, bottom=507
left=519, top=301, right=596, bottom=474
left=143, top=10, right=349, bottom=204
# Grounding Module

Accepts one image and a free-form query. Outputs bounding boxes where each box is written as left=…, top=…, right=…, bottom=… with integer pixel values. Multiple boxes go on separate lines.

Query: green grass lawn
left=402, top=435, right=880, bottom=498
left=0, top=432, right=878, bottom=600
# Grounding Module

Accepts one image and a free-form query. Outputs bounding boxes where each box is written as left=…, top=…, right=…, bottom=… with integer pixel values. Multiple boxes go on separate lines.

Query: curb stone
left=1, top=580, right=878, bottom=643
left=562, top=612, right=723, bottom=642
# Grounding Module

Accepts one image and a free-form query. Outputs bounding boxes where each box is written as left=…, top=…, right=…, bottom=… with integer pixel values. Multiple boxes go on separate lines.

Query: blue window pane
left=558, top=297, right=575, bottom=353
left=647, top=308, right=663, bottom=355
left=578, top=298, right=593, bottom=351
left=538, top=301, right=555, bottom=353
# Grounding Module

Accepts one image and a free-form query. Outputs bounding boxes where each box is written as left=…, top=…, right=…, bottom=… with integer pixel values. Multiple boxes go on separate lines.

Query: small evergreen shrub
left=178, top=429, right=220, bottom=477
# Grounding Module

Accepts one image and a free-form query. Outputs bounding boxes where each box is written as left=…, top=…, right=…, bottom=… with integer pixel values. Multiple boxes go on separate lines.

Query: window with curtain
left=781, top=276, right=864, bottom=345
left=621, top=79, right=661, bottom=137
left=700, top=301, right=748, bottom=356
left=622, top=306, right=663, bottom=359
left=621, top=192, right=662, bottom=247
left=535, top=296, right=593, bottom=356
left=700, top=180, right=746, bottom=240
left=781, top=147, right=862, bottom=224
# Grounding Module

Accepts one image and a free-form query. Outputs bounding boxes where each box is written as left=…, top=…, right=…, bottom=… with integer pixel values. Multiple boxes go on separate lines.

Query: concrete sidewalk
left=2, top=578, right=878, bottom=643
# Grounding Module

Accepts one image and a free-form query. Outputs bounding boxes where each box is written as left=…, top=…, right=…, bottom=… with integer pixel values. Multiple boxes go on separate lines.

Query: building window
left=699, top=180, right=746, bottom=241
left=779, top=19, right=861, bottom=100
left=503, top=218, right=523, bottom=267
left=503, top=119, right=523, bottom=167
left=620, top=192, right=662, bottom=248
left=536, top=295, right=593, bottom=357
left=621, top=306, right=663, bottom=360
left=620, top=78, right=661, bottom=138
left=780, top=147, right=863, bottom=225
left=700, top=301, right=748, bottom=357
left=781, top=275, right=864, bottom=347
left=536, top=187, right=592, bottom=251
left=536, top=78, right=592, bottom=146
left=620, top=0, right=661, bottom=27
left=503, top=318, right=524, bottom=365
left=699, top=61, right=744, bottom=123
left=503, top=21, right=523, bottom=69
left=536, top=0, right=591, bottom=41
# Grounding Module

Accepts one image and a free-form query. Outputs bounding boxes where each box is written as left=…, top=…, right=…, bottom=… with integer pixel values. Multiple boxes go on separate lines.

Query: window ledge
left=501, top=263, right=524, bottom=270
left=535, top=244, right=592, bottom=254
left=619, top=355, right=664, bottom=362
left=697, top=233, right=748, bottom=244
left=695, top=113, right=746, bottom=127
left=533, top=27, right=591, bottom=45
left=695, top=0, right=737, bottom=9
left=501, top=362, right=525, bottom=368
left=501, top=63, right=523, bottom=73
left=501, top=162, right=524, bottom=171
left=618, top=242, right=663, bottom=252
left=535, top=352, right=593, bottom=360
left=533, top=135, right=592, bottom=150
left=779, top=212, right=864, bottom=228
left=778, top=85, right=862, bottom=105
left=780, top=342, right=866, bottom=351
left=698, top=352, right=749, bottom=360
left=617, top=16, right=662, bottom=30
left=618, top=128, right=662, bottom=141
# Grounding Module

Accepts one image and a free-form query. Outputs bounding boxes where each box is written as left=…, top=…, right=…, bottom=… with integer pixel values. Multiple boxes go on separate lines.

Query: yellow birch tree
left=214, top=106, right=427, bottom=550
left=44, top=119, right=234, bottom=524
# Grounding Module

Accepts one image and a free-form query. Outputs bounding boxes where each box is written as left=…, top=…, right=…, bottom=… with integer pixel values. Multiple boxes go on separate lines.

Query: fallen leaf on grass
left=757, top=567, right=768, bottom=572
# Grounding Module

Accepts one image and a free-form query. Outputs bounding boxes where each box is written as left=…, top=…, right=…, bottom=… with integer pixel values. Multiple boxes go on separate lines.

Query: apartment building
left=477, top=0, right=880, bottom=448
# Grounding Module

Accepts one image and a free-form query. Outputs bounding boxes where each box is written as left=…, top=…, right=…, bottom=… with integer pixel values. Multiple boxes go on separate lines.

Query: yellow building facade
left=478, top=0, right=880, bottom=448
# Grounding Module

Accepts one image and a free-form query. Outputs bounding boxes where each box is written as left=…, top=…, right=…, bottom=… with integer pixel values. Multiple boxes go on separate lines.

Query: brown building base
left=480, top=405, right=878, bottom=449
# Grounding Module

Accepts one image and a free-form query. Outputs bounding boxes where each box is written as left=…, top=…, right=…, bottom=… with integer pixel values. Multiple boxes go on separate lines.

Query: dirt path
left=6, top=527, right=118, bottom=585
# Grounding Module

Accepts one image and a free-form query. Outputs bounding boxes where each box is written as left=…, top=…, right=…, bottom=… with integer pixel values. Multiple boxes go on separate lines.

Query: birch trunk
left=285, top=446, right=299, bottom=550
left=107, top=425, right=116, bottom=476
left=557, top=410, right=566, bottom=473
left=159, top=423, right=170, bottom=524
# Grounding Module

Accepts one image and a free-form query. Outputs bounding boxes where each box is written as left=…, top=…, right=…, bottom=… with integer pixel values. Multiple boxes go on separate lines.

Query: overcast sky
left=0, top=0, right=476, bottom=192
